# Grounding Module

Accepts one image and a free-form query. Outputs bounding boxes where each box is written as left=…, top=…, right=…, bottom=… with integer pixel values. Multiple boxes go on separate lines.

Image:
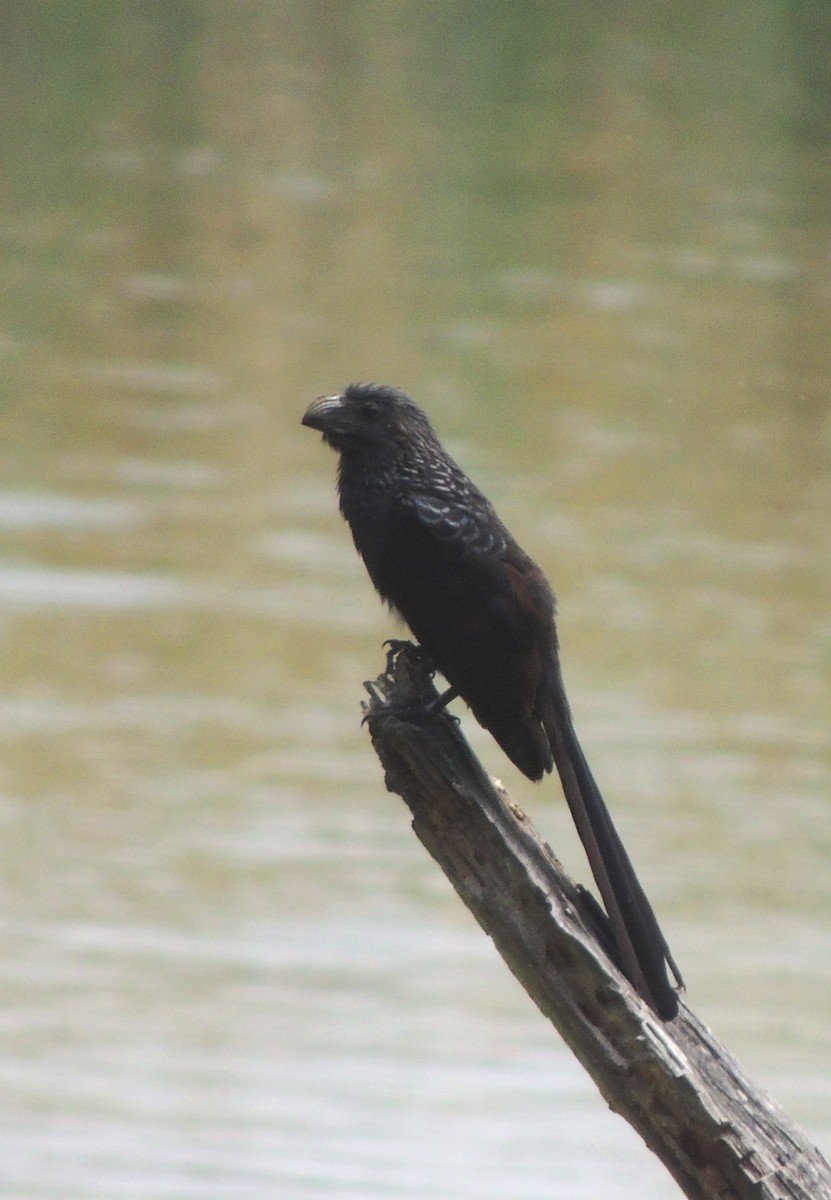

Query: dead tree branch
left=362, top=643, right=831, bottom=1200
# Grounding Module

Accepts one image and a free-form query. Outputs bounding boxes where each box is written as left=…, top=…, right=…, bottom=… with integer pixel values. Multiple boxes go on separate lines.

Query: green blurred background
left=0, top=4, right=829, bottom=1198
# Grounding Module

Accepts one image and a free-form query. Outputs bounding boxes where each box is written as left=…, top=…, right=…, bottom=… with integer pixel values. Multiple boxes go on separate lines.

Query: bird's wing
left=397, top=489, right=507, bottom=556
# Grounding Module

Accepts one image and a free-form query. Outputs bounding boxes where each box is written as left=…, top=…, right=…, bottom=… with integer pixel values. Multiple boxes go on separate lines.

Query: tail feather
left=540, top=675, right=682, bottom=1019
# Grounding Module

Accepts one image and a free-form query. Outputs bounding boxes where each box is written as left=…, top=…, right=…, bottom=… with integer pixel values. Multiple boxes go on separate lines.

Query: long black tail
left=541, top=675, right=683, bottom=1019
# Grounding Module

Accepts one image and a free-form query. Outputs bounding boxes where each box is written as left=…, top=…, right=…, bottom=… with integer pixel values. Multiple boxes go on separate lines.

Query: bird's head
left=301, top=383, right=434, bottom=457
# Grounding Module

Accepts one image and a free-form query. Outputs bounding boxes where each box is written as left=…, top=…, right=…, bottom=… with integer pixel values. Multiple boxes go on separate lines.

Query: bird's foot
left=362, top=685, right=460, bottom=728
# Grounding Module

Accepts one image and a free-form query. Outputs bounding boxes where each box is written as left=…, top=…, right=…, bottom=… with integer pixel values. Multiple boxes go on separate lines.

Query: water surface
left=0, top=5, right=830, bottom=1198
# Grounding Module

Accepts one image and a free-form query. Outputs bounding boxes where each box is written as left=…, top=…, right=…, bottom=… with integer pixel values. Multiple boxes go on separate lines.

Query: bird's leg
left=420, top=685, right=459, bottom=714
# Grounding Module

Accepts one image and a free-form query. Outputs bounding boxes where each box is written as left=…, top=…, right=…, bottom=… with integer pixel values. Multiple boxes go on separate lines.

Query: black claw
left=382, top=638, right=412, bottom=674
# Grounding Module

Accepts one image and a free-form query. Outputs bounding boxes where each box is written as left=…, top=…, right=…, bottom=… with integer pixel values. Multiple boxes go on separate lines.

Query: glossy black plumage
left=302, top=382, right=682, bottom=1018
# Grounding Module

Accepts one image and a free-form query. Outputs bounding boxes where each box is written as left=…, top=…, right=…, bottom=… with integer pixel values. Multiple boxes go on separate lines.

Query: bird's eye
left=360, top=401, right=380, bottom=422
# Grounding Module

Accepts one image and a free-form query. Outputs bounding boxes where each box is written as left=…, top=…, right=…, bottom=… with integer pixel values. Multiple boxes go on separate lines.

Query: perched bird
left=302, top=382, right=682, bottom=1019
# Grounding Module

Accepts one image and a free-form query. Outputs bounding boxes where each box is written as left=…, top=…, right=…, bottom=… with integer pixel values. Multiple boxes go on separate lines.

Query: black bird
left=302, top=382, right=682, bottom=1019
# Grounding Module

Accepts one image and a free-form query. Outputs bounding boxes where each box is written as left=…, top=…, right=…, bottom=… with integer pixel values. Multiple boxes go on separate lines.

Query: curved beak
left=301, top=393, right=344, bottom=432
